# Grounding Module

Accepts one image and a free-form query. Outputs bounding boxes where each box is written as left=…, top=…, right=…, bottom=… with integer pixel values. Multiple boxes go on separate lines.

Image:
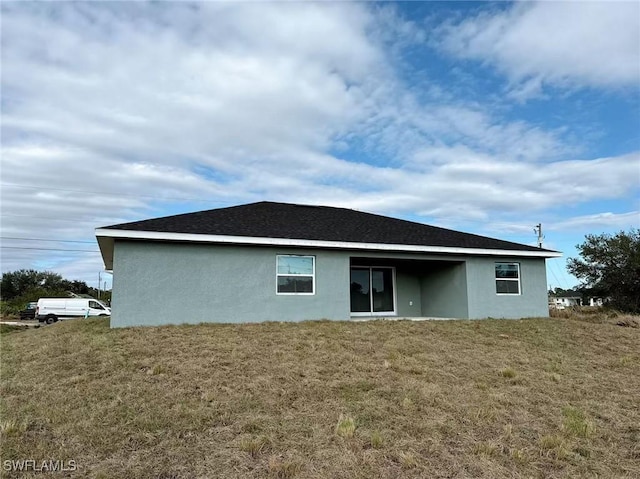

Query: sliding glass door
left=350, top=267, right=395, bottom=316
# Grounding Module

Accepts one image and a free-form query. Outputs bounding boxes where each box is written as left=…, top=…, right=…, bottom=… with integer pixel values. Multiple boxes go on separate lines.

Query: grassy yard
left=1, top=313, right=639, bottom=478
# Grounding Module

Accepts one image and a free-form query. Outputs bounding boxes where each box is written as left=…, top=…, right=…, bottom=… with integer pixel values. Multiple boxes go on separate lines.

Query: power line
left=1, top=236, right=95, bottom=244
left=548, top=260, right=571, bottom=290
left=548, top=264, right=562, bottom=290
left=1, top=246, right=99, bottom=253
left=552, top=261, right=571, bottom=289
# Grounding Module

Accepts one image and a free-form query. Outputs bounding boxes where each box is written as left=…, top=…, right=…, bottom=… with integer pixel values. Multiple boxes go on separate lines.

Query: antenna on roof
left=534, top=223, right=545, bottom=248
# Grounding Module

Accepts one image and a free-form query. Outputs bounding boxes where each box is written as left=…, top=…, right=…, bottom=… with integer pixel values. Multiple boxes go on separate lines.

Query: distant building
left=588, top=297, right=603, bottom=307
left=549, top=296, right=582, bottom=309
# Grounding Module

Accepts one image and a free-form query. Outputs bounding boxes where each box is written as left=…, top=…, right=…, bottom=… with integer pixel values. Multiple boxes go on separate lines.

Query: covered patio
left=349, top=257, right=468, bottom=319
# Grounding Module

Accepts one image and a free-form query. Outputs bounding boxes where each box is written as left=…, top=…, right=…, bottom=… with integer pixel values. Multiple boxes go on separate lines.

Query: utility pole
left=98, top=271, right=101, bottom=299
left=534, top=223, right=544, bottom=248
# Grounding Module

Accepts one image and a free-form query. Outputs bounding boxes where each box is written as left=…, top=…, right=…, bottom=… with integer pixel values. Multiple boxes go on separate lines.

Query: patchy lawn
left=1, top=314, right=639, bottom=478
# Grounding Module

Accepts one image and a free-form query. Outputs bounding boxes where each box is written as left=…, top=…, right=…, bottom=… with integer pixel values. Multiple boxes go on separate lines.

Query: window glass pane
left=278, top=256, right=314, bottom=275
left=372, top=268, right=394, bottom=312
left=496, top=280, right=520, bottom=294
left=350, top=269, right=371, bottom=312
left=495, top=263, right=519, bottom=279
left=278, top=276, right=313, bottom=293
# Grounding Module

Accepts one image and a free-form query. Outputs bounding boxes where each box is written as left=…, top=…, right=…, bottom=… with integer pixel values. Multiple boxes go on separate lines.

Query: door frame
left=350, top=266, right=397, bottom=317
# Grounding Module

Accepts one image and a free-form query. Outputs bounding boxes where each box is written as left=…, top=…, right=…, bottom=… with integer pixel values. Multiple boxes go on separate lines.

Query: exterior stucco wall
left=395, top=270, right=422, bottom=317
left=465, top=257, right=549, bottom=319
left=111, top=241, right=550, bottom=327
left=111, top=241, right=350, bottom=327
left=419, top=262, right=469, bottom=318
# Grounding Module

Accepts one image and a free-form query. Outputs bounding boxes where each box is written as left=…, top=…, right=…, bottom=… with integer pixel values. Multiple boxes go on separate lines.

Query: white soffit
left=95, top=228, right=563, bottom=258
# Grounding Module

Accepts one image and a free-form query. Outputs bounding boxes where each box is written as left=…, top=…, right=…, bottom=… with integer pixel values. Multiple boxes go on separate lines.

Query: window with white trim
left=276, top=255, right=315, bottom=294
left=495, top=263, right=520, bottom=295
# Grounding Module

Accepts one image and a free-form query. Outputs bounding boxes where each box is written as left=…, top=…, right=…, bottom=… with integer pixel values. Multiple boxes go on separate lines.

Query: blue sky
left=1, top=1, right=638, bottom=290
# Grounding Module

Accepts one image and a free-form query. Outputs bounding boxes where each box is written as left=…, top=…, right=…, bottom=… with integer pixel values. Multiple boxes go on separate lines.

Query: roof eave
left=95, top=228, right=562, bottom=260
left=96, top=235, right=115, bottom=270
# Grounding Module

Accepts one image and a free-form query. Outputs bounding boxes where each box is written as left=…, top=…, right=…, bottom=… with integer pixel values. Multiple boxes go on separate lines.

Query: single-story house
left=96, top=202, right=561, bottom=327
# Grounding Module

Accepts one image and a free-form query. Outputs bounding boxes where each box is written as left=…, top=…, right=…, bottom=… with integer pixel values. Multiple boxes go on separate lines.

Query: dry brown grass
left=550, top=307, right=640, bottom=329
left=1, top=313, right=639, bottom=478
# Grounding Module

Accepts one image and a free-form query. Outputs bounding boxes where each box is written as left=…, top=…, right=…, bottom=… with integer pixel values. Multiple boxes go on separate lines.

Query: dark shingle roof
left=102, top=201, right=554, bottom=253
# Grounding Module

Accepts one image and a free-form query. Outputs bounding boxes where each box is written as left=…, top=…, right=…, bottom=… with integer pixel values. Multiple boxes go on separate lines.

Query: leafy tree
left=69, top=280, right=90, bottom=295
left=548, top=287, right=582, bottom=298
left=0, top=269, right=75, bottom=301
left=567, top=229, right=640, bottom=313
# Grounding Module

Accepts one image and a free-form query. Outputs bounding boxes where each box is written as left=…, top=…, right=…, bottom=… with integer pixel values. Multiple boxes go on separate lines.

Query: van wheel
left=45, top=315, right=57, bottom=324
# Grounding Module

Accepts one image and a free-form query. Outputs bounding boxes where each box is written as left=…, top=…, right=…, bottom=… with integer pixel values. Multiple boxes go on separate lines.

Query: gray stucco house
left=96, top=202, right=561, bottom=327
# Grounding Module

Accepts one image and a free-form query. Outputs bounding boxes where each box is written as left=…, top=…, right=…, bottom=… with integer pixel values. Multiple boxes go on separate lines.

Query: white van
left=36, top=298, right=111, bottom=324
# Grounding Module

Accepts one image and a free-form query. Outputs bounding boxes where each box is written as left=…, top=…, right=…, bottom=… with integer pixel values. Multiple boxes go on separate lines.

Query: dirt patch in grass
left=1, top=315, right=639, bottom=478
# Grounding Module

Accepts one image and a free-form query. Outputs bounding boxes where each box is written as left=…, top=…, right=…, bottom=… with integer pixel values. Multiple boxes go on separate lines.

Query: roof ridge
left=99, top=201, right=559, bottom=254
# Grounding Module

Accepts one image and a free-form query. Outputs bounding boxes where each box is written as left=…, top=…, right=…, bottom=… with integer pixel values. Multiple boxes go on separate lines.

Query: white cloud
left=0, top=2, right=638, bottom=285
left=550, top=211, right=640, bottom=232
left=0, top=2, right=387, bottom=282
left=2, top=2, right=387, bottom=162
left=233, top=149, right=639, bottom=223
left=436, top=1, right=640, bottom=96
left=486, top=211, right=640, bottom=236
